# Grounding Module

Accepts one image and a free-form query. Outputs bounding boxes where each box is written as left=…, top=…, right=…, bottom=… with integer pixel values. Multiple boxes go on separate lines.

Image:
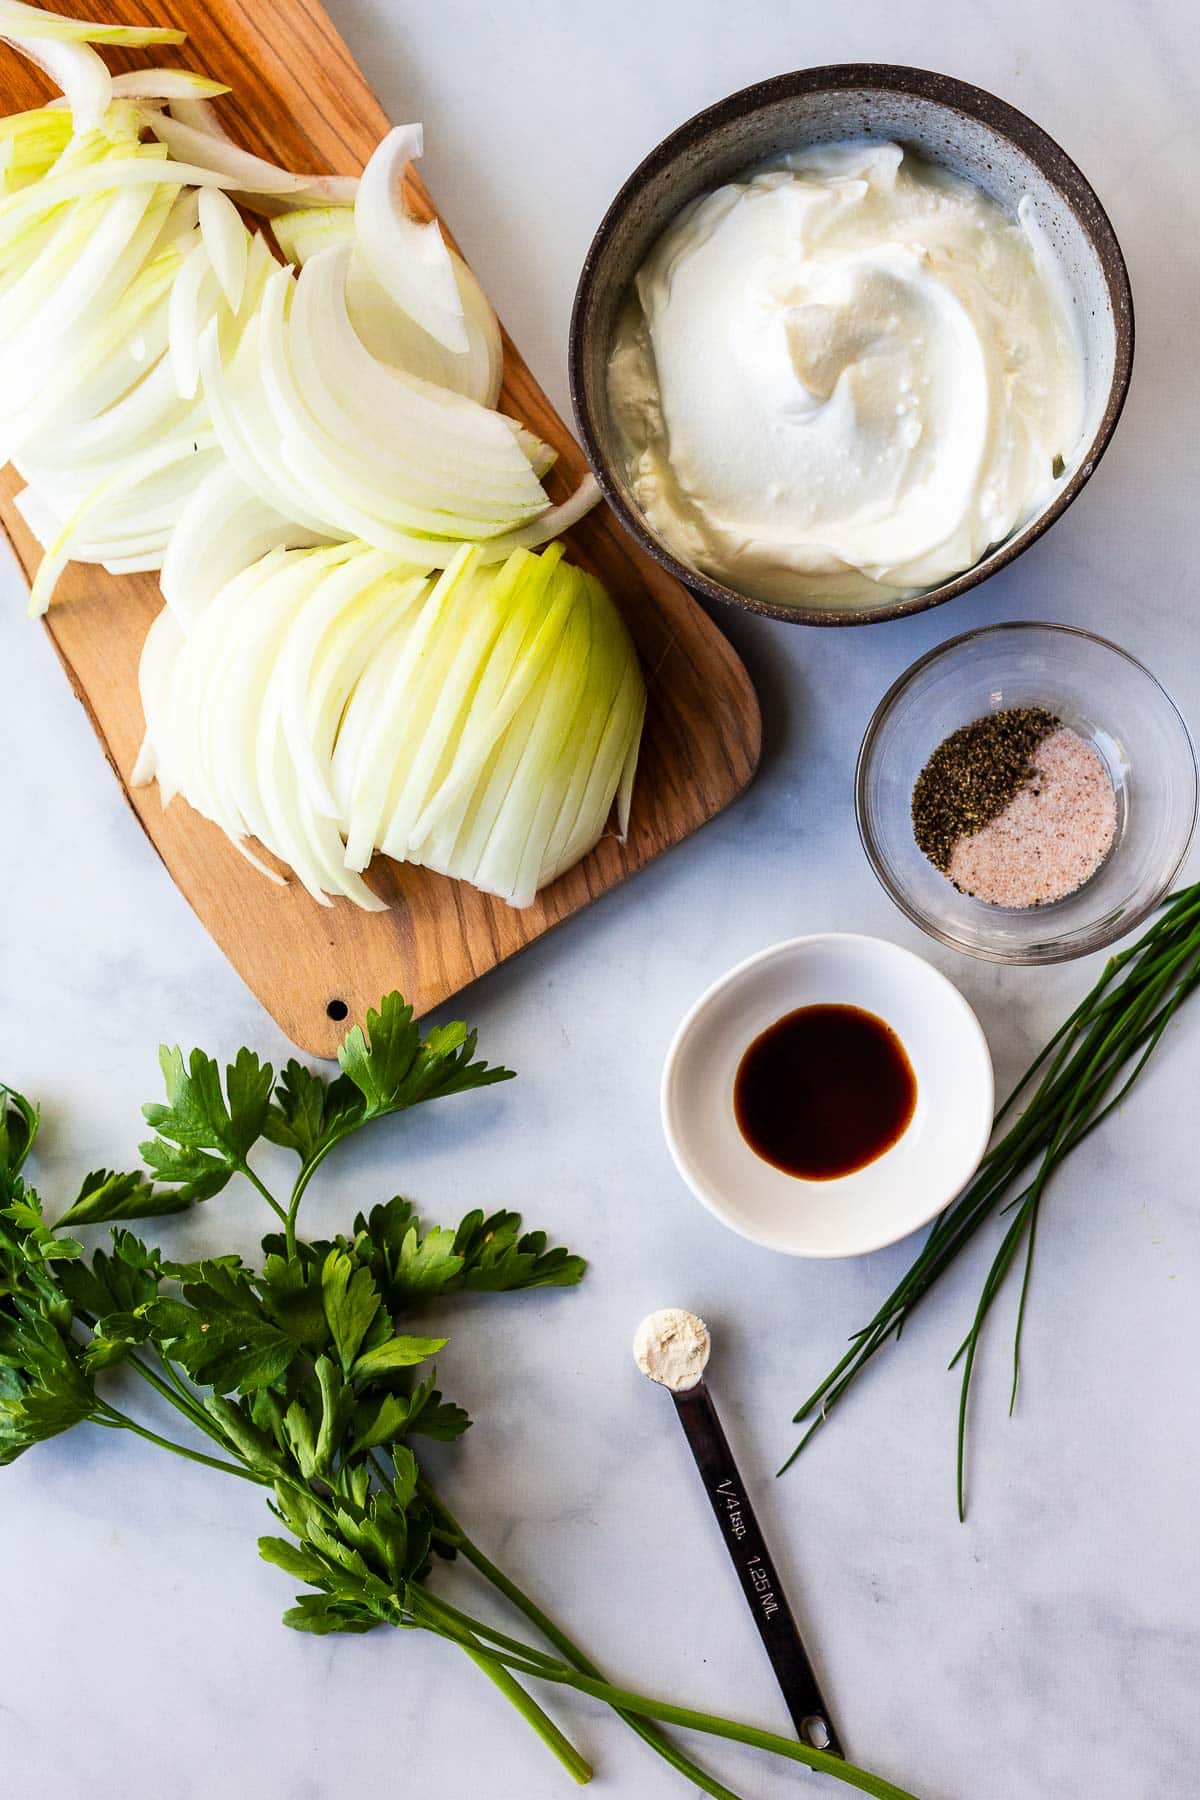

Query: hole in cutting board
left=326, top=999, right=349, bottom=1021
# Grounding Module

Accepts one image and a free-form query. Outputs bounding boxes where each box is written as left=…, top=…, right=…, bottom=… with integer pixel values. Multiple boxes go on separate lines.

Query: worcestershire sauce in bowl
left=734, top=1004, right=917, bottom=1180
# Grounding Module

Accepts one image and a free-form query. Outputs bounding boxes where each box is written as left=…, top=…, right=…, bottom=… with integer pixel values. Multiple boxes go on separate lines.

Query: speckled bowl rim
left=568, top=64, right=1136, bottom=628
left=855, top=621, right=1198, bottom=963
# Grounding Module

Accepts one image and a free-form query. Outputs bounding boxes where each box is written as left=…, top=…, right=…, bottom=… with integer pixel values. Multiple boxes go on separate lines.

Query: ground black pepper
left=911, top=707, right=1060, bottom=872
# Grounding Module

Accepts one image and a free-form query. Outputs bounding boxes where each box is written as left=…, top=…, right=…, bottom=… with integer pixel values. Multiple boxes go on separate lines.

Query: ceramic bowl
left=856, top=622, right=1198, bottom=963
left=660, top=934, right=994, bottom=1257
left=570, top=65, right=1134, bottom=627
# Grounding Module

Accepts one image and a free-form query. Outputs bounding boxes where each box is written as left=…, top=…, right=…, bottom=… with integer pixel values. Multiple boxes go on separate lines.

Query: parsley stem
left=237, top=1160, right=288, bottom=1228
left=415, top=1590, right=571, bottom=1670
left=460, top=1646, right=592, bottom=1786
left=285, top=1139, right=339, bottom=1256
left=415, top=1590, right=914, bottom=1799
left=407, top=1593, right=591, bottom=1784
left=125, top=1347, right=287, bottom=1482
left=94, top=1403, right=265, bottom=1484
left=126, top=1351, right=229, bottom=1446
left=431, top=1639, right=919, bottom=1800
left=418, top=1483, right=758, bottom=1800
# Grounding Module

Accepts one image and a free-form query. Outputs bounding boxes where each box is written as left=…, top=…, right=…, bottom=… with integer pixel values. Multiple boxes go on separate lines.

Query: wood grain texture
left=0, top=1, right=760, bottom=1055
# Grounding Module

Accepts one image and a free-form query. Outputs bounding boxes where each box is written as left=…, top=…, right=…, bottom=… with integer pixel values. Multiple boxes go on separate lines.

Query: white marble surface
left=2, top=3, right=1199, bottom=1797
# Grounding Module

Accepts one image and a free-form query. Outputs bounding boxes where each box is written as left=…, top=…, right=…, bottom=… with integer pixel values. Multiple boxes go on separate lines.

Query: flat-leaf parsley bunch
left=0, top=995, right=914, bottom=1800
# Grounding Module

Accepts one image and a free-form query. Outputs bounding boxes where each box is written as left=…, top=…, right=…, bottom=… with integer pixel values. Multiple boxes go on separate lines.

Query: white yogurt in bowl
left=608, top=141, right=1086, bottom=610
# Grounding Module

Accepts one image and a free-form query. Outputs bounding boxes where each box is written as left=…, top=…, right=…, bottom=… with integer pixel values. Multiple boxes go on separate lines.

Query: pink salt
left=947, top=728, right=1117, bottom=909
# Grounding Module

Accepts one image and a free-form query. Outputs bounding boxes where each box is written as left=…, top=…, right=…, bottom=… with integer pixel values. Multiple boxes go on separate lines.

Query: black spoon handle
left=672, top=1381, right=843, bottom=1758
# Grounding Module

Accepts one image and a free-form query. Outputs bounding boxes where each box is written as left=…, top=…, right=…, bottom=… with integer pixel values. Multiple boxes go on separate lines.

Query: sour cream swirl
left=607, top=142, right=1085, bottom=608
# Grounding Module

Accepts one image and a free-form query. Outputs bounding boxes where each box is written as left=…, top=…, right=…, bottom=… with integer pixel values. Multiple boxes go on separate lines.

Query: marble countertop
left=2, top=3, right=1198, bottom=1796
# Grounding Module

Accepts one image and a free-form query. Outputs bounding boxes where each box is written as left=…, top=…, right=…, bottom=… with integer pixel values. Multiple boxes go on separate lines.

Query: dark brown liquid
left=734, top=1004, right=917, bottom=1181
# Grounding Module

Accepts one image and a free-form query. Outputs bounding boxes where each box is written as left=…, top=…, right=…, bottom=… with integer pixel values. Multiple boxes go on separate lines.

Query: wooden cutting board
left=0, top=1, right=760, bottom=1055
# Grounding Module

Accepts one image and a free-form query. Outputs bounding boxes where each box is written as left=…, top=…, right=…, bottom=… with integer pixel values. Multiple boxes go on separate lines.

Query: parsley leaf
left=0, top=1312, right=98, bottom=1463
left=203, top=1393, right=288, bottom=1475
left=258, top=1535, right=333, bottom=1586
left=81, top=1312, right=149, bottom=1372
left=0, top=1086, right=37, bottom=1182
left=279, top=1593, right=378, bottom=1636
left=321, top=1249, right=383, bottom=1374
left=140, top=1045, right=274, bottom=1205
left=338, top=996, right=513, bottom=1119
left=352, top=1333, right=446, bottom=1383
left=144, top=1260, right=296, bottom=1395
left=262, top=1062, right=360, bottom=1162
left=57, top=1167, right=169, bottom=1228
left=1, top=1188, right=83, bottom=1266
left=259, top=1251, right=328, bottom=1353
left=353, top=1199, right=464, bottom=1300
left=455, top=1209, right=587, bottom=1292
left=340, top=1198, right=585, bottom=1307
left=138, top=1139, right=231, bottom=1204
left=347, top=1371, right=468, bottom=1455
left=57, top=1230, right=162, bottom=1319
left=262, top=999, right=515, bottom=1192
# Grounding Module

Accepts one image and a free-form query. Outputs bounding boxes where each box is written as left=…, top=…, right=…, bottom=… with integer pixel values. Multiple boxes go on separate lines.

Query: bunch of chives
left=781, top=884, right=1200, bottom=1518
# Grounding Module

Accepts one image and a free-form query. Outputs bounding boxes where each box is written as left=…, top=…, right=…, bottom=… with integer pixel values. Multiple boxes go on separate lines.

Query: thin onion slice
left=0, top=1, right=184, bottom=44
left=0, top=31, right=109, bottom=132
left=198, top=186, right=247, bottom=310
left=167, top=93, right=231, bottom=140
left=144, top=108, right=356, bottom=209
left=46, top=69, right=230, bottom=105
left=354, top=125, right=466, bottom=354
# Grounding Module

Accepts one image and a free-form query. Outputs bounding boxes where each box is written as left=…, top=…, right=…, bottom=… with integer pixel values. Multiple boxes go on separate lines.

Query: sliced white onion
left=116, top=69, right=228, bottom=102
left=0, top=157, right=275, bottom=266
left=334, top=544, right=644, bottom=904
left=167, top=93, right=231, bottom=140
left=0, top=182, right=178, bottom=454
left=354, top=125, right=466, bottom=354
left=28, top=427, right=218, bottom=613
left=47, top=69, right=230, bottom=107
left=167, top=234, right=216, bottom=399
left=260, top=267, right=536, bottom=535
left=198, top=186, right=247, bottom=311
left=144, top=108, right=356, bottom=209
left=131, top=603, right=184, bottom=792
left=269, top=204, right=354, bottom=265
left=472, top=474, right=603, bottom=559
left=290, top=248, right=546, bottom=493
left=0, top=32, right=109, bottom=133
left=198, top=308, right=338, bottom=536
left=273, top=205, right=502, bottom=408
left=135, top=532, right=643, bottom=912
left=160, top=460, right=328, bottom=627
left=346, top=248, right=502, bottom=406
left=409, top=545, right=573, bottom=842
left=0, top=101, right=72, bottom=185
left=0, top=61, right=641, bottom=909
left=275, top=551, right=426, bottom=819
left=194, top=253, right=552, bottom=563
left=0, top=2, right=184, bottom=45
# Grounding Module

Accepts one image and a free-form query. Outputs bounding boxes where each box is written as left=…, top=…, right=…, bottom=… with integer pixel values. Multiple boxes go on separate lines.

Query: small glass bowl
left=856, top=623, right=1198, bottom=964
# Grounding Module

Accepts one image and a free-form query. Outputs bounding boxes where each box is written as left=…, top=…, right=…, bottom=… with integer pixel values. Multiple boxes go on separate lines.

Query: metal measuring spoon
left=632, top=1308, right=843, bottom=1758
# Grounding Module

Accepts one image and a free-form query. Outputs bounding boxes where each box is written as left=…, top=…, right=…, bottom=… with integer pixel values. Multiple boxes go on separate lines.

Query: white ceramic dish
left=661, top=934, right=994, bottom=1257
